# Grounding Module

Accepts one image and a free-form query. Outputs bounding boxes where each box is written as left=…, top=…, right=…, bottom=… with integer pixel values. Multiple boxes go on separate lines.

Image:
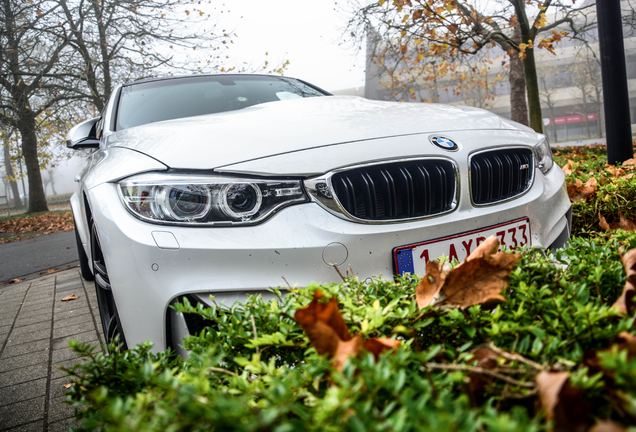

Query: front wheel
left=91, top=222, right=128, bottom=351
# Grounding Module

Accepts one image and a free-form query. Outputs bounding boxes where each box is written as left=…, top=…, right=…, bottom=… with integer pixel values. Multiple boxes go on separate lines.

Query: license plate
left=393, top=217, right=531, bottom=276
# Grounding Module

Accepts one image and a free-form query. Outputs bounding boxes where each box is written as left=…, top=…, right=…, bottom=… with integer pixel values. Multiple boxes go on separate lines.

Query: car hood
left=108, top=96, right=534, bottom=171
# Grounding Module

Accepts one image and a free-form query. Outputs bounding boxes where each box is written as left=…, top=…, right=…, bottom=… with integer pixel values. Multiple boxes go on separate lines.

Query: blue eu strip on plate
left=395, top=248, right=415, bottom=276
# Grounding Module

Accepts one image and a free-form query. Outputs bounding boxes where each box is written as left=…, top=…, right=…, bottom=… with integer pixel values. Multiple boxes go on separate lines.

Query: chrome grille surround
left=469, top=146, right=535, bottom=206
left=305, top=157, right=459, bottom=224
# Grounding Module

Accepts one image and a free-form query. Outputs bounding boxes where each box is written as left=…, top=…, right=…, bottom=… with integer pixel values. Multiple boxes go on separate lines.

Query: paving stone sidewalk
left=0, top=268, right=105, bottom=431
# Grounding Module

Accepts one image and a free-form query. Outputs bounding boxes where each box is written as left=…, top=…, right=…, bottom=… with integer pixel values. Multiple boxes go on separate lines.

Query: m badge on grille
left=429, top=136, right=458, bottom=151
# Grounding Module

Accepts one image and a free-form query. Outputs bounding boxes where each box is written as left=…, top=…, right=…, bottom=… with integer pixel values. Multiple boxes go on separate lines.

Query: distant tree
left=346, top=0, right=594, bottom=133
left=0, top=0, right=235, bottom=212
left=1, top=126, right=22, bottom=208
left=55, top=0, right=239, bottom=110
left=537, top=61, right=565, bottom=141
left=569, top=47, right=602, bottom=138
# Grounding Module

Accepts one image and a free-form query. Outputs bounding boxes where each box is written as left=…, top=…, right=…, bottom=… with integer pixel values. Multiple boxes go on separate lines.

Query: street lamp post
left=596, top=0, right=634, bottom=164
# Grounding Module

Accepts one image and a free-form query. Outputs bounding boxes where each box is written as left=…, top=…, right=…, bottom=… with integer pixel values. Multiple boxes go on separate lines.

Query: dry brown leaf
left=566, top=178, right=597, bottom=203
left=362, top=337, right=401, bottom=360
left=332, top=334, right=363, bottom=372
left=599, top=212, right=636, bottom=232
left=468, top=347, right=500, bottom=393
left=613, top=332, right=636, bottom=358
left=562, top=160, right=574, bottom=176
left=295, top=290, right=351, bottom=357
left=623, top=158, right=636, bottom=166
left=599, top=212, right=611, bottom=231
left=0, top=211, right=74, bottom=243
left=415, top=260, right=449, bottom=308
left=607, top=167, right=626, bottom=178
left=585, top=331, right=636, bottom=374
left=295, top=291, right=400, bottom=371
left=438, top=252, right=520, bottom=308
left=46, top=268, right=60, bottom=274
left=61, top=294, right=79, bottom=302
left=465, top=235, right=500, bottom=263
left=62, top=383, right=72, bottom=389
left=417, top=236, right=519, bottom=309
left=536, top=371, right=589, bottom=432
left=589, top=421, right=627, bottom=432
left=611, top=249, right=636, bottom=315
left=8, top=278, right=23, bottom=284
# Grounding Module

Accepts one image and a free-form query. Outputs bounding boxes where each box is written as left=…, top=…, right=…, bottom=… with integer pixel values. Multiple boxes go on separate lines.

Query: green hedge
left=64, top=232, right=636, bottom=431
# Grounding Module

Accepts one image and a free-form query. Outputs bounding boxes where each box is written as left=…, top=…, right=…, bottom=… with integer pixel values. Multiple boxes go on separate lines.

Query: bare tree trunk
left=17, top=114, right=48, bottom=213
left=511, top=0, right=544, bottom=134
left=2, top=137, right=22, bottom=208
left=510, top=26, right=529, bottom=126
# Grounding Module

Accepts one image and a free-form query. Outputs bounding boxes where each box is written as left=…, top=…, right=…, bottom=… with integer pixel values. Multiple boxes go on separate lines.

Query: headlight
left=533, top=136, right=553, bottom=174
left=118, top=173, right=308, bottom=226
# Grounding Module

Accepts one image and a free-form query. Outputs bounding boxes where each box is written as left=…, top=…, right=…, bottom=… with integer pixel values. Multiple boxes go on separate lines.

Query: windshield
left=116, top=75, right=328, bottom=130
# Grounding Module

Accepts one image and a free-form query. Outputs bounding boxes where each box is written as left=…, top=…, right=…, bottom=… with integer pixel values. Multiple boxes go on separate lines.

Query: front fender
left=84, top=147, right=167, bottom=191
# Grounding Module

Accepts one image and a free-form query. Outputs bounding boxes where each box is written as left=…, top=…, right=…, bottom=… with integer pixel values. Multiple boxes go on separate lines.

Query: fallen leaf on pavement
left=62, top=383, right=72, bottom=389
left=536, top=370, right=589, bottom=432
left=46, top=268, right=61, bottom=274
left=61, top=294, right=79, bottom=302
left=0, top=210, right=74, bottom=244
left=8, top=278, right=23, bottom=284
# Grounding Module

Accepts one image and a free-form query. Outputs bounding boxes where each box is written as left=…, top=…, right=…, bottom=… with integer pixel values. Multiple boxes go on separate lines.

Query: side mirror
left=66, top=117, right=101, bottom=149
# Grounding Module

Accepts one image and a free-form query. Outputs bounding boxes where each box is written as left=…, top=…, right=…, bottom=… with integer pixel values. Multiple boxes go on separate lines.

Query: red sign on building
left=548, top=113, right=597, bottom=126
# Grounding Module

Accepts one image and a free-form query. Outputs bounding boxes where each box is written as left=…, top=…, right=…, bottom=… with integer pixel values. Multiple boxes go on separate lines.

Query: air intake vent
left=470, top=148, right=534, bottom=205
left=331, top=160, right=457, bottom=221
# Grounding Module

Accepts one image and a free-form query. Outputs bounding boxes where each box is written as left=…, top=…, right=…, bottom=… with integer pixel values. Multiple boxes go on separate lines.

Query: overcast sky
left=218, top=0, right=367, bottom=92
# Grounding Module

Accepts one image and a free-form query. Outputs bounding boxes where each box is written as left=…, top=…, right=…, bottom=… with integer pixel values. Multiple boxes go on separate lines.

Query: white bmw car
left=67, top=74, right=571, bottom=355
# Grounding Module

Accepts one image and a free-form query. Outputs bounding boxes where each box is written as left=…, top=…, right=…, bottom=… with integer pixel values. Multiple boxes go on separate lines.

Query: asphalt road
left=0, top=230, right=79, bottom=282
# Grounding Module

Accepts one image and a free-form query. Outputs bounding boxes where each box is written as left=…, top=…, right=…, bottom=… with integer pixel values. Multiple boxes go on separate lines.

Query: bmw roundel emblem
left=430, top=136, right=458, bottom=151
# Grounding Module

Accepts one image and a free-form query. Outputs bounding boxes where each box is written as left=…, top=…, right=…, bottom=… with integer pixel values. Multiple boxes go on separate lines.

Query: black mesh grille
left=331, top=160, right=456, bottom=221
left=470, top=148, right=534, bottom=205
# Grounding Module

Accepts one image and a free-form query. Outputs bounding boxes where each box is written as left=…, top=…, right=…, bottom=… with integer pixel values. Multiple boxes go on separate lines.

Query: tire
left=91, top=223, right=128, bottom=351
left=74, top=226, right=94, bottom=281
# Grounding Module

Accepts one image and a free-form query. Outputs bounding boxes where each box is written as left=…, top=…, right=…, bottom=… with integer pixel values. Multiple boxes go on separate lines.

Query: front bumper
left=88, top=165, right=570, bottom=352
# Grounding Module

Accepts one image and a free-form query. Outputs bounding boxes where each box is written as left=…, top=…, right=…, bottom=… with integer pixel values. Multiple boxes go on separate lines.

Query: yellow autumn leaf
left=534, top=13, right=546, bottom=28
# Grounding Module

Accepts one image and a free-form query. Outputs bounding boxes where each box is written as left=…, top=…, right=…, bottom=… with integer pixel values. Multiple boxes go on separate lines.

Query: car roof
left=123, top=74, right=302, bottom=87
